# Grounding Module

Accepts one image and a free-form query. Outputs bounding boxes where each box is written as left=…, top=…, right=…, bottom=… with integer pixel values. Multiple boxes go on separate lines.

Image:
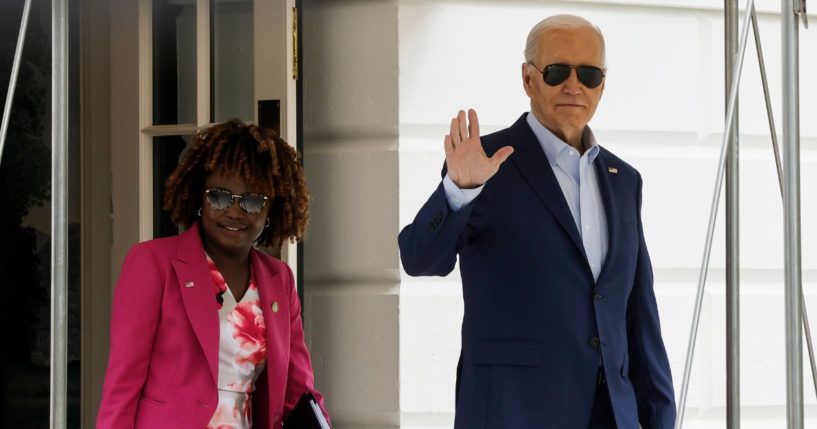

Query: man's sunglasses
left=528, top=62, right=606, bottom=89
left=204, top=188, right=269, bottom=214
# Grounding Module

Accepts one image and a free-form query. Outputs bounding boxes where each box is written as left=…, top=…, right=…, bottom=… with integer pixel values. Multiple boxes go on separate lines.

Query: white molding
left=141, top=124, right=199, bottom=136
left=138, top=0, right=153, bottom=242
left=304, top=136, right=399, bottom=153
left=197, top=0, right=210, bottom=126
left=304, top=280, right=401, bottom=296
left=399, top=0, right=800, bottom=16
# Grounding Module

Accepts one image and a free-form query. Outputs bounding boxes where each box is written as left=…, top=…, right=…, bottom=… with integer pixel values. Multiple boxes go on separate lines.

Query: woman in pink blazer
left=97, top=120, right=329, bottom=428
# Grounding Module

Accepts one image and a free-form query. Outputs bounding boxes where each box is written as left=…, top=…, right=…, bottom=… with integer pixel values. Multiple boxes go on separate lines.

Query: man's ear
left=521, top=63, right=533, bottom=95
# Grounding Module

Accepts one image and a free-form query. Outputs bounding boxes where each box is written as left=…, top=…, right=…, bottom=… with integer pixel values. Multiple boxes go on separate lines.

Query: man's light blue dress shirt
left=443, top=112, right=609, bottom=281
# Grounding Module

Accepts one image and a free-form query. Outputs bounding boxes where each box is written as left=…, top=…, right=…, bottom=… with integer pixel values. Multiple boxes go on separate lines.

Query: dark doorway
left=0, top=1, right=81, bottom=427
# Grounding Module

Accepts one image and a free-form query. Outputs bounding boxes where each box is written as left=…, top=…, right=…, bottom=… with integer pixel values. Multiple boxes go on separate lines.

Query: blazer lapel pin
left=608, top=167, right=618, bottom=174
left=185, top=281, right=195, bottom=288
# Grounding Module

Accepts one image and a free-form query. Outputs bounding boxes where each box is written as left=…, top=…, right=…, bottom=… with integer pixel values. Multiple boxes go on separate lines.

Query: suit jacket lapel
left=508, top=115, right=587, bottom=260
left=250, top=250, right=287, bottom=395
left=173, top=223, right=220, bottom=386
left=593, top=149, right=619, bottom=281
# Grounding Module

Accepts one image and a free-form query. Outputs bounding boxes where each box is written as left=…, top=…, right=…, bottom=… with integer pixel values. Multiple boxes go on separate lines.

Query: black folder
left=284, top=392, right=330, bottom=429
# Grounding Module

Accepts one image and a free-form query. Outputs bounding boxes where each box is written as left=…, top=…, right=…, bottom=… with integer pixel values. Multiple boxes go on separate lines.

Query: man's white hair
left=524, top=14, right=606, bottom=66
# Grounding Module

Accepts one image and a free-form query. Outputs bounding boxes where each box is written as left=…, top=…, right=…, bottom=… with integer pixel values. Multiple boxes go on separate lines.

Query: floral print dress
left=206, top=256, right=267, bottom=429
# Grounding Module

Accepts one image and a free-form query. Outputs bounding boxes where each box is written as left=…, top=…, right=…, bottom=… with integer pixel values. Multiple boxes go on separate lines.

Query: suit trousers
left=588, top=368, right=617, bottom=429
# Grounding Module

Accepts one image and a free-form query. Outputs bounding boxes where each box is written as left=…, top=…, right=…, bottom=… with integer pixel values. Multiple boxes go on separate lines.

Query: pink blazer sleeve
left=96, top=244, right=164, bottom=429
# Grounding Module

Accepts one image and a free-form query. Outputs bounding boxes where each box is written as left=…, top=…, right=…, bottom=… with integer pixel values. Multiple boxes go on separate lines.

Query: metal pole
left=0, top=0, right=34, bottom=166
left=751, top=7, right=784, bottom=198
left=751, top=6, right=817, bottom=400
left=725, top=1, right=741, bottom=426
left=804, top=304, right=817, bottom=401
left=782, top=0, right=803, bottom=427
left=675, top=1, right=754, bottom=427
left=50, top=0, right=69, bottom=426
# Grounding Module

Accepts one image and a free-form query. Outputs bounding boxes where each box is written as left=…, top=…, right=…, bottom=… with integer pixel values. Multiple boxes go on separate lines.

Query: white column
left=302, top=1, right=400, bottom=428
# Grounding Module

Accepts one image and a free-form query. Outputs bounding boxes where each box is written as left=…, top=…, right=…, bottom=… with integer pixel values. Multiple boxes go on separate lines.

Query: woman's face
left=200, top=170, right=270, bottom=258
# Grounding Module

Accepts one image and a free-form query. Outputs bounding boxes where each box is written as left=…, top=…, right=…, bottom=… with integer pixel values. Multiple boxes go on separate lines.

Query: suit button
left=589, top=337, right=600, bottom=348
left=272, top=412, right=281, bottom=422
left=592, top=288, right=603, bottom=300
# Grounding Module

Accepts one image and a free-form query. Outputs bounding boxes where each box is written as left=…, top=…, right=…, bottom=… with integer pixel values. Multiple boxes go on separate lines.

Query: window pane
left=153, top=0, right=197, bottom=125
left=153, top=135, right=191, bottom=238
left=211, top=0, right=254, bottom=123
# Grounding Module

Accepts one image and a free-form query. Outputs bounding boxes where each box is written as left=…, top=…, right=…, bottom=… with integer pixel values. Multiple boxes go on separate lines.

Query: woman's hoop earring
left=198, top=208, right=202, bottom=217
left=264, top=218, right=270, bottom=228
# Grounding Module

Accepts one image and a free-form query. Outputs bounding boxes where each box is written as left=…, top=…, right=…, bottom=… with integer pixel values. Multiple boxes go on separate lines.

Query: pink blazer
left=97, top=223, right=329, bottom=428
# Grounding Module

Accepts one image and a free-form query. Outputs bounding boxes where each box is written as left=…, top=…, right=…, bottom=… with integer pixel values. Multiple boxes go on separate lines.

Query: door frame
left=82, top=0, right=298, bottom=423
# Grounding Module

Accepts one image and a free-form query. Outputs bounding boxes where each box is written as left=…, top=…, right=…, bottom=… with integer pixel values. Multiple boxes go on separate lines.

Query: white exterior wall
left=303, top=0, right=817, bottom=428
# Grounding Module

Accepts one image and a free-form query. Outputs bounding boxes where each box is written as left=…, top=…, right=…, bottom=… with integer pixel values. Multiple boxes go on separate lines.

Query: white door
left=97, top=2, right=299, bottom=424
left=136, top=0, right=299, bottom=265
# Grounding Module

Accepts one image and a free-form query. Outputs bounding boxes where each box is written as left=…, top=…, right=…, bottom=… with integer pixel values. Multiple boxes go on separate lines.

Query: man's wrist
left=450, top=176, right=483, bottom=190
left=443, top=175, right=484, bottom=211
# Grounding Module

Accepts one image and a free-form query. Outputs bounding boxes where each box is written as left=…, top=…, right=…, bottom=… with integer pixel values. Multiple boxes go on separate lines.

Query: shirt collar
left=525, top=112, right=600, bottom=165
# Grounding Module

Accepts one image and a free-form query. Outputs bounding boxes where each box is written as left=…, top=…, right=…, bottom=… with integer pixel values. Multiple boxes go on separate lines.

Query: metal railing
left=0, top=0, right=33, bottom=166
left=675, top=1, right=810, bottom=428
left=50, top=0, right=70, bottom=427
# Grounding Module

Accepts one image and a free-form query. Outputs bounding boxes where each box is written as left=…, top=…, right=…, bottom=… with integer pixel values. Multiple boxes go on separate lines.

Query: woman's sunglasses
left=204, top=188, right=269, bottom=214
left=528, top=62, right=606, bottom=89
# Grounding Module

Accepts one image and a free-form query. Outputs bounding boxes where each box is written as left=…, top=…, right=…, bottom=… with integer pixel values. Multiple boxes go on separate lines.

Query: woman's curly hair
left=163, top=119, right=309, bottom=249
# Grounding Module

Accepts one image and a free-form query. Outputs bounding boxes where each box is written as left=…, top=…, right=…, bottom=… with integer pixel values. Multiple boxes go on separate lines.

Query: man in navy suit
left=398, top=14, right=675, bottom=429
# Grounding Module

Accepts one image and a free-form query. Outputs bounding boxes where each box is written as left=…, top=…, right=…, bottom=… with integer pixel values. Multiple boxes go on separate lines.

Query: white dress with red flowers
left=206, top=256, right=267, bottom=429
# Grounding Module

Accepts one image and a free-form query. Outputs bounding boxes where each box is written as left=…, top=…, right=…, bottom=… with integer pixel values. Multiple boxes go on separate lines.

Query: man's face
left=523, top=26, right=605, bottom=145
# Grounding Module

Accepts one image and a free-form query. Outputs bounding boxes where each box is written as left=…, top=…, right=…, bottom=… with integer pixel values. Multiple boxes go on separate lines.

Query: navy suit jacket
left=398, top=114, right=675, bottom=429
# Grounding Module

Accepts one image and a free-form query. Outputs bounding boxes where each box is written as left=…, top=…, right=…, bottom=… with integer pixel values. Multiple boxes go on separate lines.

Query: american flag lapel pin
left=608, top=167, right=618, bottom=174
left=185, top=281, right=195, bottom=288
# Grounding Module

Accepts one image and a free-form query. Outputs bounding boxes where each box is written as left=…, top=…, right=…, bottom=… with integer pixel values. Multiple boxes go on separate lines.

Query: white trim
left=138, top=0, right=153, bottom=242
left=197, top=0, right=211, bottom=126
left=253, top=0, right=298, bottom=266
left=284, top=0, right=297, bottom=145
left=283, top=0, right=298, bottom=269
left=142, top=124, right=199, bottom=136
left=401, top=0, right=793, bottom=15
